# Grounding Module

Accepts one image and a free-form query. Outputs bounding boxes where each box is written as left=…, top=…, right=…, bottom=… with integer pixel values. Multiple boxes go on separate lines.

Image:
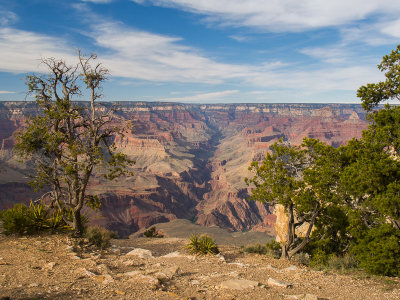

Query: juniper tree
left=246, top=138, right=340, bottom=259
left=15, top=52, right=134, bottom=235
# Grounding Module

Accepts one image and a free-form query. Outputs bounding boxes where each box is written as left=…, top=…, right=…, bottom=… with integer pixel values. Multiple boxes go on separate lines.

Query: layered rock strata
left=0, top=102, right=367, bottom=236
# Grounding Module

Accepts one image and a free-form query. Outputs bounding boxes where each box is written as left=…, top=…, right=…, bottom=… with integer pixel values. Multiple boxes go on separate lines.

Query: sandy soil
left=0, top=233, right=399, bottom=300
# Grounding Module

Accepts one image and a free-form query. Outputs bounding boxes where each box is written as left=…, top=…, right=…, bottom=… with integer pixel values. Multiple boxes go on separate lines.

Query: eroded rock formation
left=0, top=102, right=367, bottom=236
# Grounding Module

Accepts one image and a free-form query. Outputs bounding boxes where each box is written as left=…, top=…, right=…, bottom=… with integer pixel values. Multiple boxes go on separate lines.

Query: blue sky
left=0, top=0, right=399, bottom=103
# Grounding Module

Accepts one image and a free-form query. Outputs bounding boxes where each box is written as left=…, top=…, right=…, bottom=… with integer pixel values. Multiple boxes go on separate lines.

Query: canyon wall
left=0, top=102, right=367, bottom=236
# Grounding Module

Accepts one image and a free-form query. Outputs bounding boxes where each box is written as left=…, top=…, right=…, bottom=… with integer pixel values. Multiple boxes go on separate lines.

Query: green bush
left=85, top=226, right=118, bottom=250
left=351, top=224, right=400, bottom=277
left=243, top=243, right=267, bottom=255
left=143, top=226, right=163, bottom=238
left=0, top=201, right=71, bottom=235
left=327, top=253, right=359, bottom=271
left=185, top=234, right=219, bottom=255
left=243, top=240, right=281, bottom=258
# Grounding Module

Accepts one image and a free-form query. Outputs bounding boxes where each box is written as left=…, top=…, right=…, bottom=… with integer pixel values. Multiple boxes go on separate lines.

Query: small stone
left=76, top=268, right=96, bottom=278
left=216, top=253, right=225, bottom=262
left=283, top=265, right=299, bottom=272
left=97, top=263, right=111, bottom=274
left=93, top=274, right=114, bottom=284
left=28, top=283, right=39, bottom=288
left=227, top=262, right=249, bottom=267
left=45, top=262, right=56, bottom=270
left=114, top=290, right=126, bottom=295
left=268, top=277, right=293, bottom=288
left=154, top=266, right=181, bottom=281
left=303, top=294, right=320, bottom=300
left=122, top=260, right=136, bottom=266
left=125, top=248, right=153, bottom=259
left=219, top=279, right=259, bottom=290
left=190, top=280, right=201, bottom=286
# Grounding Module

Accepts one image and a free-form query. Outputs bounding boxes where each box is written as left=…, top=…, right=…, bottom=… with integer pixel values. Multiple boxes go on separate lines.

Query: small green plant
left=327, top=253, right=359, bottom=271
left=185, top=234, right=219, bottom=255
left=243, top=243, right=267, bottom=255
left=85, top=226, right=118, bottom=250
left=0, top=201, right=72, bottom=235
left=143, top=226, right=164, bottom=238
left=243, top=240, right=281, bottom=258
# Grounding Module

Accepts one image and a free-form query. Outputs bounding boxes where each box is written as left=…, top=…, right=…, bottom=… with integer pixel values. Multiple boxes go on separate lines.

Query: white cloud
left=0, top=28, right=76, bottom=73
left=159, top=90, right=239, bottom=102
left=0, top=18, right=385, bottom=102
left=0, top=90, right=16, bottom=94
left=229, top=35, right=250, bottom=42
left=379, top=19, right=400, bottom=38
left=92, top=22, right=282, bottom=84
left=132, top=0, right=400, bottom=32
left=0, top=11, right=18, bottom=26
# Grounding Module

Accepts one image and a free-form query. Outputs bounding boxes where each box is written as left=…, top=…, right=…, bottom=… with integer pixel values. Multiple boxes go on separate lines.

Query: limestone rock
left=219, top=279, right=259, bottom=290
left=268, top=277, right=293, bottom=288
left=153, top=266, right=181, bottom=281
left=125, top=248, right=153, bottom=259
left=282, top=265, right=299, bottom=272
left=122, top=271, right=158, bottom=286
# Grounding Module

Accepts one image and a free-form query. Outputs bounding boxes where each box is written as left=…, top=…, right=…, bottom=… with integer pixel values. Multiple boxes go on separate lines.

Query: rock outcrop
left=0, top=102, right=367, bottom=235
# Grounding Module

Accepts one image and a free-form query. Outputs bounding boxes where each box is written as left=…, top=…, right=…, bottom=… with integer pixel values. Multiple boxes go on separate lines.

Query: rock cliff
left=0, top=102, right=367, bottom=236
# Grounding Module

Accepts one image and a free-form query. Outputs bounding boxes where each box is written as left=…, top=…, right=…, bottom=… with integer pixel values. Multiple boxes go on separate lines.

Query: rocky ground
left=0, top=233, right=399, bottom=300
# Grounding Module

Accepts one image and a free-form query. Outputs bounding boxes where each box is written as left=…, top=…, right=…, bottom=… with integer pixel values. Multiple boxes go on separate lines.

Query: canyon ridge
left=0, top=102, right=367, bottom=237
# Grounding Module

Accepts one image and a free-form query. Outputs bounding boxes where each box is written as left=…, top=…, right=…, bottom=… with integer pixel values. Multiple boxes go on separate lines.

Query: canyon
left=0, top=102, right=368, bottom=236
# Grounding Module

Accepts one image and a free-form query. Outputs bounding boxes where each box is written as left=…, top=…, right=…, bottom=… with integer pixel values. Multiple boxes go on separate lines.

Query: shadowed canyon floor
left=0, top=102, right=368, bottom=235
left=0, top=233, right=399, bottom=300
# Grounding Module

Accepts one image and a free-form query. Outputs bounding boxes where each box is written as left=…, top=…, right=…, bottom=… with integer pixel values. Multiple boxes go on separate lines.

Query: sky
left=0, top=0, right=399, bottom=104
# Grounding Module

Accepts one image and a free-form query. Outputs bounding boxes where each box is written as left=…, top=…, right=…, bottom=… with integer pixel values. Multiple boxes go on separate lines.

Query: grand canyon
left=0, top=102, right=368, bottom=236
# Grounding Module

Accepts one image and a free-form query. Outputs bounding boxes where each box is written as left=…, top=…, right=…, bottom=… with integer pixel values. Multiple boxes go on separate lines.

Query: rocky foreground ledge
left=0, top=234, right=399, bottom=299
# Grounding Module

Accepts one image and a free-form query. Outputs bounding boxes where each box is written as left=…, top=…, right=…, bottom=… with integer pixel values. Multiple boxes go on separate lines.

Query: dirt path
left=0, top=234, right=399, bottom=299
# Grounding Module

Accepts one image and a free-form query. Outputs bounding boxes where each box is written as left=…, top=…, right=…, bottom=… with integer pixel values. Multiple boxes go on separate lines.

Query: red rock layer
left=0, top=102, right=367, bottom=235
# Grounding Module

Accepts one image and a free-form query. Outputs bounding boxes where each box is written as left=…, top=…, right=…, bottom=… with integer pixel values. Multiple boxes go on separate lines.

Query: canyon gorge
left=0, top=102, right=368, bottom=236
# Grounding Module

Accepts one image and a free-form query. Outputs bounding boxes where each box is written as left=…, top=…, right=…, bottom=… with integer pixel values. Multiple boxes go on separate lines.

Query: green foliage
left=351, top=224, right=400, bottom=277
left=0, top=201, right=72, bottom=235
left=243, top=244, right=267, bottom=255
left=357, top=44, right=400, bottom=111
left=143, top=226, right=164, bottom=238
left=310, top=250, right=358, bottom=271
left=246, top=138, right=341, bottom=259
left=185, top=234, right=219, bottom=255
left=85, top=226, right=118, bottom=250
left=15, top=53, right=135, bottom=235
left=243, top=240, right=281, bottom=258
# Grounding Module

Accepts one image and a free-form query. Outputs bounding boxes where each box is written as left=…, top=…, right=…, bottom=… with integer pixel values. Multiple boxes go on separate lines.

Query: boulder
left=125, top=248, right=153, bottom=259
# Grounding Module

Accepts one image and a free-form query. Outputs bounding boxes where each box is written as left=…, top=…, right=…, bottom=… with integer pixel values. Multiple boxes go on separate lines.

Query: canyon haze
left=0, top=102, right=367, bottom=237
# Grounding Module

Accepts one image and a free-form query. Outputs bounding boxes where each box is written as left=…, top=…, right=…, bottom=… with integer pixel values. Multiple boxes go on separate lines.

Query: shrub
left=185, top=234, right=219, bottom=255
left=85, top=226, right=118, bottom=250
left=0, top=201, right=71, bottom=235
left=265, top=240, right=281, bottom=257
left=292, top=252, right=310, bottom=266
left=243, top=243, right=267, bottom=255
left=243, top=240, right=281, bottom=258
left=327, top=253, right=359, bottom=271
left=143, top=226, right=164, bottom=238
left=351, top=224, right=400, bottom=277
